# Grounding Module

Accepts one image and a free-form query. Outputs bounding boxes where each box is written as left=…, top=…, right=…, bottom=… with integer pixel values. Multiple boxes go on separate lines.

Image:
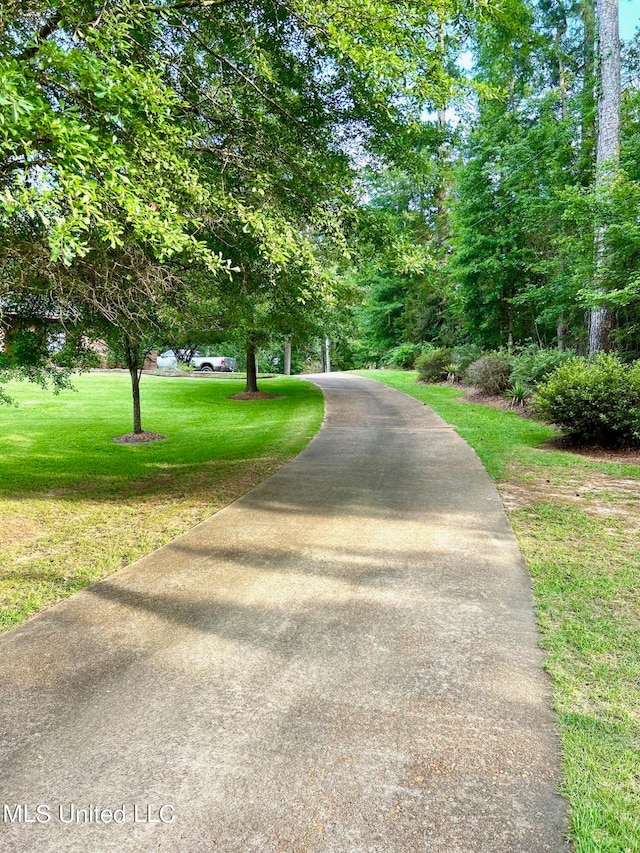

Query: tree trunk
left=324, top=336, right=331, bottom=373
left=589, top=0, right=620, bottom=354
left=245, top=337, right=259, bottom=393
left=129, top=366, right=143, bottom=434
left=123, top=338, right=144, bottom=434
left=596, top=0, right=620, bottom=171
left=588, top=305, right=611, bottom=353
left=284, top=339, right=291, bottom=376
left=555, top=11, right=568, bottom=120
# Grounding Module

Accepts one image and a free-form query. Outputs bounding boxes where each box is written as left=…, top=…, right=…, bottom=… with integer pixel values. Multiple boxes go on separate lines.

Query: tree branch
left=18, top=12, right=63, bottom=61
left=0, top=157, right=53, bottom=175
left=173, top=18, right=306, bottom=131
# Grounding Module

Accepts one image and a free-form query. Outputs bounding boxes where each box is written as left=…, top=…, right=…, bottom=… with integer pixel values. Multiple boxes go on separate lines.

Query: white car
left=156, top=350, right=200, bottom=369
left=156, top=350, right=178, bottom=369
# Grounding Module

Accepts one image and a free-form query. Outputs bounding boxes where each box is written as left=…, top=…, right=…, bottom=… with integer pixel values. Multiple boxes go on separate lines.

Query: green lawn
left=0, top=371, right=323, bottom=630
left=358, top=370, right=640, bottom=853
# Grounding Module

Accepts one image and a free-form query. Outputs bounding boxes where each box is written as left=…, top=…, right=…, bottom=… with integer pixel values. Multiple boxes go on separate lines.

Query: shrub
left=106, top=349, right=124, bottom=369
left=51, top=343, right=101, bottom=370
left=465, top=354, right=512, bottom=393
left=7, top=329, right=47, bottom=367
left=451, top=343, right=484, bottom=374
left=382, top=343, right=423, bottom=369
left=415, top=347, right=452, bottom=382
left=510, top=344, right=576, bottom=391
left=534, top=353, right=640, bottom=446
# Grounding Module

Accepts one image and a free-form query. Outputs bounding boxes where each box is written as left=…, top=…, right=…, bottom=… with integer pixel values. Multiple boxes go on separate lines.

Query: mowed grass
left=0, top=371, right=323, bottom=631
left=357, top=370, right=640, bottom=853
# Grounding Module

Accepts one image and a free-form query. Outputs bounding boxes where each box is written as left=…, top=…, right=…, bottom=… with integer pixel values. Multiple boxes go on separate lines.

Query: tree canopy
left=2, top=0, right=639, bottom=390
left=347, top=0, right=640, bottom=364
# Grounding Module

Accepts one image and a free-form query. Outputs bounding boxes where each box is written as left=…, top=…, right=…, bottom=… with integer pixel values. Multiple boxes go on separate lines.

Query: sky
left=620, top=0, right=640, bottom=40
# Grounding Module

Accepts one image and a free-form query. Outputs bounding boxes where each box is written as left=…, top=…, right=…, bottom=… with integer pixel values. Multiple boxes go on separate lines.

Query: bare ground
left=113, top=431, right=167, bottom=444
left=229, top=391, right=284, bottom=401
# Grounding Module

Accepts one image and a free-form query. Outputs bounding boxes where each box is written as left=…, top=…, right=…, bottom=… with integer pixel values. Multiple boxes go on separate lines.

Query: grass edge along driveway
left=358, top=369, right=640, bottom=853
left=0, top=371, right=323, bottom=632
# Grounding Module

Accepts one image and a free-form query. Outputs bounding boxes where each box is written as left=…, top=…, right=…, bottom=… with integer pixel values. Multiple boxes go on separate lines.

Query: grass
left=357, top=370, right=640, bottom=853
left=0, top=371, right=323, bottom=631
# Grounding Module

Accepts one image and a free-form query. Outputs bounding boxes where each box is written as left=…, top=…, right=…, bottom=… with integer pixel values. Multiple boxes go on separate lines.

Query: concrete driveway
left=0, top=373, right=569, bottom=852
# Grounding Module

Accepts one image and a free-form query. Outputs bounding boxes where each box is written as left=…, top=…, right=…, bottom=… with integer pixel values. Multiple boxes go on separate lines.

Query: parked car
left=191, top=355, right=237, bottom=372
left=156, top=349, right=200, bottom=369
left=156, top=350, right=178, bottom=369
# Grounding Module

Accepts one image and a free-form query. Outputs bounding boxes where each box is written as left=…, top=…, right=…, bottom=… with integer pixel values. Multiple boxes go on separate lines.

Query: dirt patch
left=542, top=436, right=640, bottom=463
left=0, top=517, right=43, bottom=548
left=500, top=468, right=640, bottom=515
left=229, top=392, right=284, bottom=401
left=455, top=387, right=535, bottom=418
left=113, top=431, right=167, bottom=444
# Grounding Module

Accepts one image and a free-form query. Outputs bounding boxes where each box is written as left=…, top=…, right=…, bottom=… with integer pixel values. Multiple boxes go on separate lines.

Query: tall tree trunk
left=245, top=336, right=259, bottom=393
left=558, top=56, right=568, bottom=120
left=589, top=0, right=620, bottom=354
left=596, top=0, right=620, bottom=172
left=284, top=339, right=291, bottom=375
left=324, top=336, right=331, bottom=373
left=555, top=10, right=568, bottom=120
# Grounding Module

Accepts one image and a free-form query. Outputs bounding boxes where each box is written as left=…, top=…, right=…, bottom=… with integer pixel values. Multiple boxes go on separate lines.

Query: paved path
left=0, top=374, right=569, bottom=852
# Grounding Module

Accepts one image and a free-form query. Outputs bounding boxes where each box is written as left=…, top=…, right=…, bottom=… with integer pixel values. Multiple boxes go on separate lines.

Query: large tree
left=0, top=1, right=232, bottom=272
left=2, top=0, right=533, bottom=400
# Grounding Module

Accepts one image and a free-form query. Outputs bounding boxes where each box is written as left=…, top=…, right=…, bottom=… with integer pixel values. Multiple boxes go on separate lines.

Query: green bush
left=382, top=343, right=423, bottom=369
left=106, top=349, right=125, bottom=369
left=510, top=344, right=576, bottom=391
left=7, top=329, right=47, bottom=367
left=51, top=343, right=101, bottom=370
left=465, top=354, right=512, bottom=393
left=415, top=347, right=452, bottom=382
left=451, top=343, right=484, bottom=374
left=534, top=353, right=640, bottom=446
